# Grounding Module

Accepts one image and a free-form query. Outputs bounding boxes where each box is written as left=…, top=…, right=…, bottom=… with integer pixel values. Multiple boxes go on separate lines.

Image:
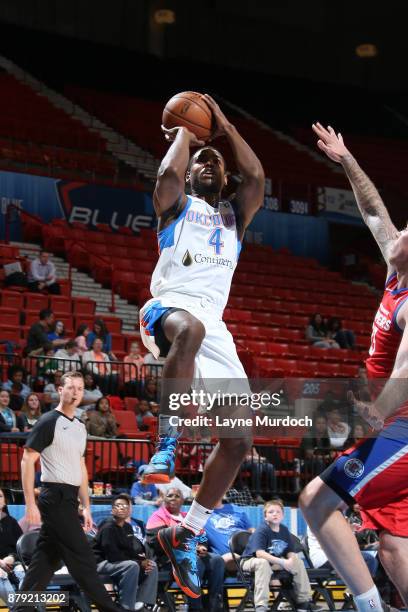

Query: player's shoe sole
left=157, top=526, right=201, bottom=599
left=141, top=472, right=173, bottom=484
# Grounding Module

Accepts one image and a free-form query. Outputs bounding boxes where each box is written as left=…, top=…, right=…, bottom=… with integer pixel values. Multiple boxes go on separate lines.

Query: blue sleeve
left=240, top=511, right=251, bottom=531
left=87, top=332, right=95, bottom=349
left=105, top=334, right=112, bottom=353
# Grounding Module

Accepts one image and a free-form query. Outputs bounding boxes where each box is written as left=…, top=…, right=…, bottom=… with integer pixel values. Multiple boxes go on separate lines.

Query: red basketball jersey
left=365, top=273, right=408, bottom=420
left=366, top=274, right=408, bottom=378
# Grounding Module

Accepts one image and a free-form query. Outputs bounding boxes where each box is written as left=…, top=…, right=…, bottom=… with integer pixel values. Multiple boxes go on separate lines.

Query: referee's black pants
left=15, top=483, right=121, bottom=612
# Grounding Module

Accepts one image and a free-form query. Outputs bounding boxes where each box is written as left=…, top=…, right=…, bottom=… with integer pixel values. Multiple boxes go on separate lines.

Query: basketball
left=162, top=91, right=213, bottom=141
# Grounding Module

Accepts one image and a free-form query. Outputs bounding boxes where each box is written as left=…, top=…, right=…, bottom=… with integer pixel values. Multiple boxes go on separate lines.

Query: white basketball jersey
left=151, top=195, right=241, bottom=312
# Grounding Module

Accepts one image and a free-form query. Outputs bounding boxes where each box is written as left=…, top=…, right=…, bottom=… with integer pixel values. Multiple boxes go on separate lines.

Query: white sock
left=354, top=586, right=382, bottom=612
left=183, top=500, right=212, bottom=534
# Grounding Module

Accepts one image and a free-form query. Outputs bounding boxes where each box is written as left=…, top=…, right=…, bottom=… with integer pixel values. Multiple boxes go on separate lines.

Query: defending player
left=300, top=123, right=408, bottom=612
left=139, top=94, right=264, bottom=598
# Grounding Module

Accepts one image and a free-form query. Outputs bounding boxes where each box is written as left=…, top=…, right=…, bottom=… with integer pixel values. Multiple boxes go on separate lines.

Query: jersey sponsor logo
left=193, top=252, right=233, bottom=269
left=182, top=250, right=194, bottom=266
left=344, top=458, right=364, bottom=479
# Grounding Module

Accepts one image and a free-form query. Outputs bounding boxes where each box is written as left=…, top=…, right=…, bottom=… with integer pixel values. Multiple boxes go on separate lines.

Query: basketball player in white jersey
left=139, top=94, right=264, bottom=601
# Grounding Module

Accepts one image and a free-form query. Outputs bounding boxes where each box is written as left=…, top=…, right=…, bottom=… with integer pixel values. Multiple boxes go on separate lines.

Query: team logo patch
left=344, top=458, right=364, bottom=479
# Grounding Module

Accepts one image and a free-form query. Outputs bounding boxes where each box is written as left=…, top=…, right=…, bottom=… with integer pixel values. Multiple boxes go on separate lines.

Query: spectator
left=83, top=338, right=112, bottom=377
left=35, top=343, right=60, bottom=380
left=130, top=465, right=162, bottom=506
left=47, top=320, right=65, bottom=344
left=241, top=446, right=276, bottom=501
left=93, top=493, right=158, bottom=611
left=327, top=317, right=356, bottom=350
left=241, top=499, right=320, bottom=612
left=0, top=488, right=24, bottom=606
left=155, top=476, right=192, bottom=500
left=0, top=390, right=24, bottom=432
left=75, top=324, right=90, bottom=356
left=123, top=341, right=144, bottom=396
left=86, top=319, right=116, bottom=359
left=43, top=370, right=64, bottom=410
left=141, top=378, right=158, bottom=403
left=149, top=402, right=159, bottom=417
left=78, top=373, right=103, bottom=411
left=305, top=313, right=339, bottom=349
left=146, top=487, right=225, bottom=612
left=25, top=309, right=66, bottom=356
left=20, top=393, right=42, bottom=430
left=136, top=399, right=154, bottom=430
left=84, top=396, right=118, bottom=438
left=2, top=365, right=31, bottom=411
left=27, top=250, right=60, bottom=294
left=54, top=340, right=82, bottom=372
left=300, top=415, right=331, bottom=475
left=204, top=499, right=255, bottom=570
left=326, top=406, right=351, bottom=449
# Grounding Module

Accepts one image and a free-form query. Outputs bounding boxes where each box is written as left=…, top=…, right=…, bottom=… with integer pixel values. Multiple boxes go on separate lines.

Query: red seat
left=113, top=410, right=139, bottom=437
left=50, top=296, right=72, bottom=314
left=111, top=334, right=126, bottom=352
left=95, top=315, right=122, bottom=334
left=124, top=397, right=139, bottom=412
left=1, top=292, right=24, bottom=310
left=72, top=297, right=96, bottom=317
left=0, top=327, right=21, bottom=343
left=0, top=309, right=19, bottom=327
left=24, top=293, right=49, bottom=311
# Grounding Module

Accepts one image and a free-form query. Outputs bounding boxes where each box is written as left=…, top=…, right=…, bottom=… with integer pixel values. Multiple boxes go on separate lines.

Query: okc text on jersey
left=185, top=210, right=235, bottom=228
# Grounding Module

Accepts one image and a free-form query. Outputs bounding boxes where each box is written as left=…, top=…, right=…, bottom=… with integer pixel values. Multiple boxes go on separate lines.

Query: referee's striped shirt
left=25, top=410, right=87, bottom=486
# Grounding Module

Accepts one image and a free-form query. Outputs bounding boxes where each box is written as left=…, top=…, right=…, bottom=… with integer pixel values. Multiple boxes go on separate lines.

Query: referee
left=15, top=370, right=126, bottom=612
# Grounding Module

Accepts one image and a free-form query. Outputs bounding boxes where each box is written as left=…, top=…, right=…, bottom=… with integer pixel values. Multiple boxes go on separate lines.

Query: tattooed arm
left=312, top=123, right=399, bottom=266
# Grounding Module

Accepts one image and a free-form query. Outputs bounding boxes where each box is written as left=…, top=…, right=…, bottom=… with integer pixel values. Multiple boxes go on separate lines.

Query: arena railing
left=0, top=433, right=335, bottom=498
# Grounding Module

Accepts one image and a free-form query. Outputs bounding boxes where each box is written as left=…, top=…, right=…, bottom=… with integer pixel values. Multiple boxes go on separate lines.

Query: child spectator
left=84, top=396, right=118, bottom=438
left=20, top=393, right=42, bottom=430
left=241, top=499, right=320, bottom=612
left=74, top=324, right=90, bottom=355
left=141, top=378, right=158, bottom=403
left=130, top=465, right=161, bottom=506
left=305, top=313, right=339, bottom=349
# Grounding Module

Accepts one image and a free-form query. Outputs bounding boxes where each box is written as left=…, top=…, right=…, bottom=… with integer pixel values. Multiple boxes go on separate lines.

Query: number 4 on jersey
left=208, top=228, right=224, bottom=255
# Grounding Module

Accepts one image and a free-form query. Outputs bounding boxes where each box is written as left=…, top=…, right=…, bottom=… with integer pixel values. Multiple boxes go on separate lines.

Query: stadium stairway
left=0, top=54, right=159, bottom=181
left=14, top=242, right=138, bottom=332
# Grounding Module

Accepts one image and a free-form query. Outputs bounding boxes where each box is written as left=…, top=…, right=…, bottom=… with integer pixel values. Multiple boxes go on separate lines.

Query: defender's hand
left=312, top=123, right=350, bottom=163
left=161, top=125, right=205, bottom=147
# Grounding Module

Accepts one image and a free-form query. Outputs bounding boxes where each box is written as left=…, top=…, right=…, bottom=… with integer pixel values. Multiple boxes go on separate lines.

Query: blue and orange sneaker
left=157, top=525, right=203, bottom=598
left=141, top=436, right=178, bottom=484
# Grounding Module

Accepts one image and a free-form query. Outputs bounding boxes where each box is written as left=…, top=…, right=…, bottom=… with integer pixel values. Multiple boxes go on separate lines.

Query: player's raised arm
left=153, top=127, right=205, bottom=217
left=203, top=94, right=265, bottom=234
left=313, top=122, right=399, bottom=265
